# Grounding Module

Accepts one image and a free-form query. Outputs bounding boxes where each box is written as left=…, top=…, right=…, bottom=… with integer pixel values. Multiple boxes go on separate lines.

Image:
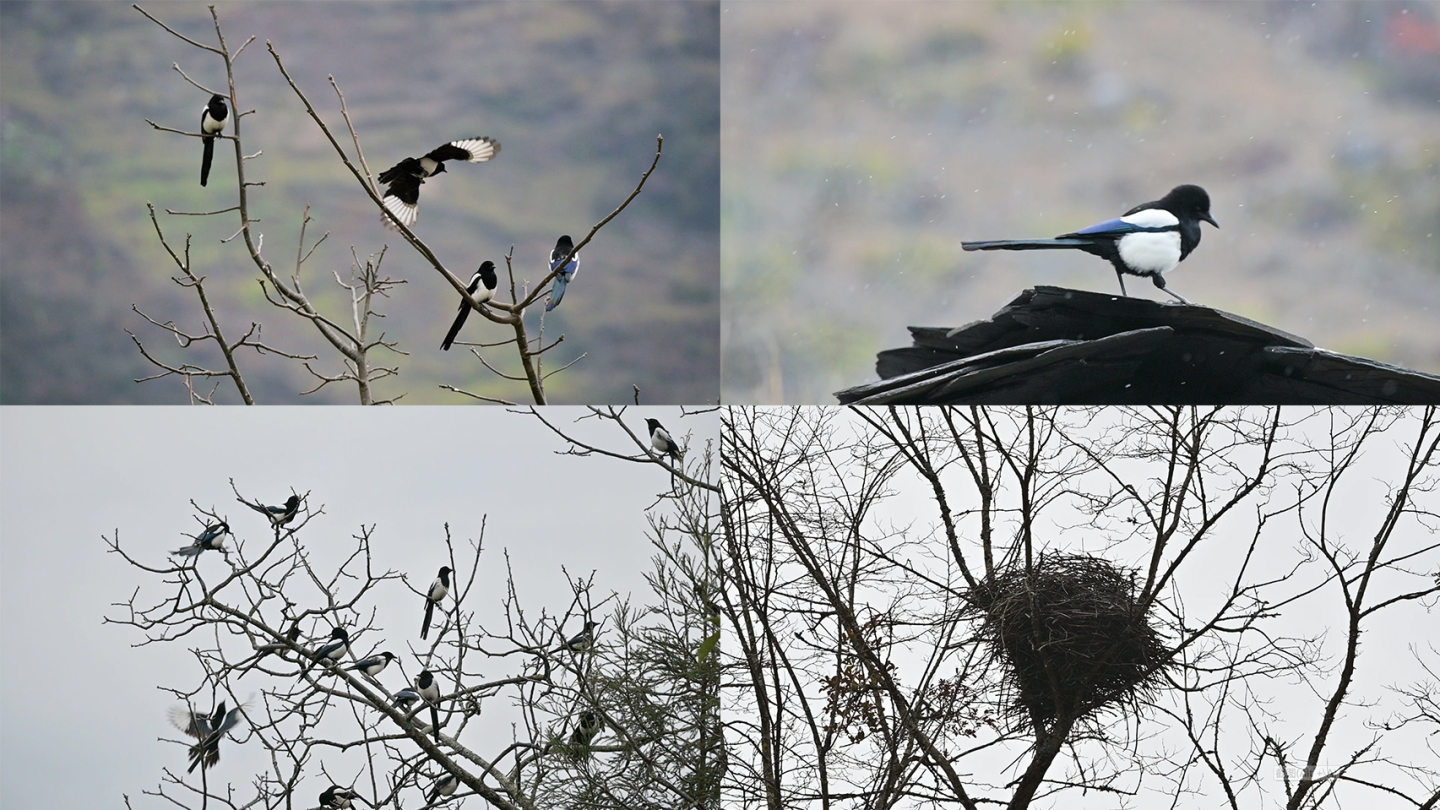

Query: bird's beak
left=1203, top=213, right=1219, bottom=228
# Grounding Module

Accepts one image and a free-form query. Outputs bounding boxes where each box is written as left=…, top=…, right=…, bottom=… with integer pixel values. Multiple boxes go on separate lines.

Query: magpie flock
left=962, top=184, right=1218, bottom=304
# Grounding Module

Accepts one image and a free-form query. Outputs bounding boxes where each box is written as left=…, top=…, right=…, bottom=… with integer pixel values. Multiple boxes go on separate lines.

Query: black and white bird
left=319, top=785, right=359, bottom=809
left=440, top=263, right=497, bottom=351
left=247, top=494, right=301, bottom=528
left=377, top=137, right=499, bottom=230
left=556, top=620, right=598, bottom=654
left=169, top=700, right=245, bottom=773
left=345, top=651, right=396, bottom=678
left=303, top=627, right=350, bottom=675
left=199, top=94, right=228, bottom=187
left=645, top=418, right=680, bottom=462
left=173, top=521, right=230, bottom=557
left=427, top=773, right=459, bottom=804
left=253, top=621, right=302, bottom=666
left=544, top=235, right=578, bottom=312
left=391, top=687, right=423, bottom=711
left=570, top=710, right=602, bottom=746
left=416, top=669, right=442, bottom=741
left=420, top=567, right=452, bottom=639
left=961, top=184, right=1218, bottom=304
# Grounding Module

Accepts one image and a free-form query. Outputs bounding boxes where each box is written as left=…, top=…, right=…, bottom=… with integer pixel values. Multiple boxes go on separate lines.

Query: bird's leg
left=1115, top=270, right=1129, bottom=298
left=1152, top=274, right=1191, bottom=305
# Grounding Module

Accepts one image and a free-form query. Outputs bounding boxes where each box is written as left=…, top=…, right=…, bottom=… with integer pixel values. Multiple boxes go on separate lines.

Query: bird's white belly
left=1117, top=231, right=1181, bottom=275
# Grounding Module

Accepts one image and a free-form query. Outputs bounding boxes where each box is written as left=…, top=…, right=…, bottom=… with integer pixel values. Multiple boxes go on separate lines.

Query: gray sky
left=0, top=405, right=715, bottom=810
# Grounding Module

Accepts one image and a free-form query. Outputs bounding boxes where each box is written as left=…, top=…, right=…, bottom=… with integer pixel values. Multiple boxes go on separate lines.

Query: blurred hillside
left=1, top=0, right=719, bottom=404
left=721, top=0, right=1440, bottom=404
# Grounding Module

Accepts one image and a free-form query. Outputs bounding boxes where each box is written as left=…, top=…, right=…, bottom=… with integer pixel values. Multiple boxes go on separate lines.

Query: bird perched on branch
left=345, top=651, right=395, bottom=678
left=377, top=137, right=499, bottom=230
left=319, top=785, right=359, bottom=809
left=544, top=235, right=578, bottom=312
left=199, top=94, right=228, bottom=187
left=570, top=710, right=602, bottom=747
left=173, top=521, right=230, bottom=557
left=962, top=184, right=1217, bottom=304
left=645, top=418, right=680, bottom=462
left=416, top=669, right=442, bottom=742
left=169, top=700, right=245, bottom=773
left=427, top=773, right=458, bottom=805
left=420, top=567, right=452, bottom=639
left=440, top=264, right=497, bottom=351
left=247, top=494, right=301, bottom=528
left=253, top=621, right=302, bottom=666
left=555, top=620, right=597, bottom=654
left=302, top=626, right=350, bottom=675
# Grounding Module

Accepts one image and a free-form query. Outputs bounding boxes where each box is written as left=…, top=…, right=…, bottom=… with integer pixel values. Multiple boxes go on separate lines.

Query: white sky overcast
left=0, top=405, right=716, bottom=810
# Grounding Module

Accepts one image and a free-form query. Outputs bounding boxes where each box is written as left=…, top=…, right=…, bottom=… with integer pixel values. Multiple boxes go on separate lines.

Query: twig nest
left=965, top=552, right=1169, bottom=725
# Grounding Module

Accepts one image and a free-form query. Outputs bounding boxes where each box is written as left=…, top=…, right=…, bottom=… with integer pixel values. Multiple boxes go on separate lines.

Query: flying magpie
left=173, top=521, right=230, bottom=557
left=345, top=651, right=396, bottom=678
left=302, top=627, right=350, bottom=675
left=544, top=235, right=578, bottom=312
left=556, top=620, right=597, bottom=654
left=247, top=494, right=301, bottom=528
left=440, top=263, right=497, bottom=351
left=377, top=137, right=499, bottom=230
left=645, top=418, right=680, bottom=462
left=416, top=669, right=442, bottom=741
left=961, top=184, right=1217, bottom=304
left=570, top=710, right=602, bottom=746
left=319, top=786, right=359, bottom=809
left=169, top=700, right=244, bottom=773
left=199, top=94, right=228, bottom=187
left=420, top=567, right=452, bottom=639
left=427, top=773, right=459, bottom=804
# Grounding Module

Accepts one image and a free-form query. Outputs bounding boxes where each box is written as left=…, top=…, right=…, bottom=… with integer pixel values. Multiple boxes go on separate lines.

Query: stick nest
left=965, top=552, right=1170, bottom=725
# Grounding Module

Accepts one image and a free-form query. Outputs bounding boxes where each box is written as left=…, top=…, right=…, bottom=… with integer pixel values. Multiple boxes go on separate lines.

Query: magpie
left=344, top=651, right=395, bottom=678
left=961, top=184, right=1218, bottom=304
left=544, top=235, right=578, bottom=312
left=169, top=700, right=244, bottom=773
left=319, top=786, right=359, bottom=809
left=427, top=773, right=458, bottom=804
left=645, top=418, right=680, bottom=462
left=377, top=137, right=499, bottom=230
left=416, top=669, right=442, bottom=741
left=302, top=627, right=350, bottom=675
left=420, top=566, right=452, bottom=639
left=391, top=687, right=423, bottom=711
left=254, top=621, right=302, bottom=665
left=556, top=620, right=597, bottom=654
left=199, top=94, right=228, bottom=187
left=247, top=494, right=301, bottom=528
left=173, top=521, right=230, bottom=557
left=440, top=263, right=497, bottom=351
left=570, top=710, right=601, bottom=746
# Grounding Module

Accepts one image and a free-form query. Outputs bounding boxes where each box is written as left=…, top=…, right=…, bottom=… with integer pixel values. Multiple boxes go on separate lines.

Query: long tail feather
left=961, top=238, right=1092, bottom=251
left=201, top=137, right=215, bottom=187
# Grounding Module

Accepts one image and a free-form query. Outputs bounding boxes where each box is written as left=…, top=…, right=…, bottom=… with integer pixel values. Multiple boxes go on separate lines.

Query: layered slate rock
left=836, top=287, right=1440, bottom=405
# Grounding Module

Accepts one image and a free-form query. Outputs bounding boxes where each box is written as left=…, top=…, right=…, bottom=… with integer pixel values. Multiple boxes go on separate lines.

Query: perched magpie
left=570, top=710, right=601, bottom=746
left=319, top=785, right=359, bottom=809
left=169, top=700, right=244, bottom=773
left=416, top=669, right=442, bottom=741
left=556, top=620, right=597, bottom=654
left=645, top=418, right=680, bottom=462
left=173, top=521, right=230, bottom=557
left=253, top=621, right=302, bottom=665
left=303, top=627, right=350, bottom=675
left=247, top=494, right=301, bottom=528
left=377, top=137, right=499, bottom=230
left=427, top=773, right=459, bottom=804
left=961, top=184, right=1218, bottom=304
left=440, top=263, right=497, bottom=351
left=420, top=567, right=452, bottom=639
left=544, top=235, right=578, bottom=312
left=345, top=651, right=396, bottom=678
left=391, top=687, right=423, bottom=711
left=199, top=94, right=228, bottom=187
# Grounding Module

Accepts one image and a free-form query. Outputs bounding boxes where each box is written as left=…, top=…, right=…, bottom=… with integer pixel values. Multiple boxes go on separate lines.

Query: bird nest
left=964, top=552, right=1170, bottom=726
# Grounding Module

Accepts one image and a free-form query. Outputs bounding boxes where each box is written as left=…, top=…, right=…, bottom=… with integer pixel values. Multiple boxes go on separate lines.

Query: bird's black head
left=433, top=163, right=448, bottom=175
left=645, top=418, right=662, bottom=432
left=555, top=234, right=574, bottom=253
left=1163, top=184, right=1218, bottom=228
left=477, top=261, right=498, bottom=287
left=285, top=495, right=301, bottom=508
left=439, top=565, right=453, bottom=578
left=418, top=669, right=434, bottom=685
left=331, top=626, right=348, bottom=640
